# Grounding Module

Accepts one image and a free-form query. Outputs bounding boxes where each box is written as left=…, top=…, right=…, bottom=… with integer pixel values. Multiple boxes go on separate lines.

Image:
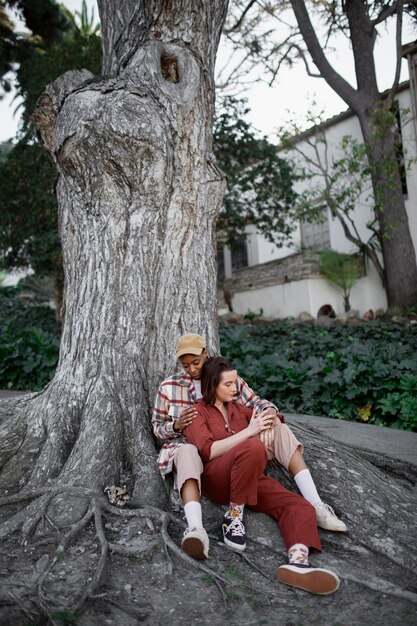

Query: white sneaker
left=315, top=502, right=347, bottom=532
left=277, top=564, right=340, bottom=595
left=181, top=527, right=209, bottom=560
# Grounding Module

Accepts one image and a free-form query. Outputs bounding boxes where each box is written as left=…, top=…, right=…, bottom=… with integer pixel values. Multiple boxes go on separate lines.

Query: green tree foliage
left=213, top=96, right=302, bottom=248
left=0, top=142, right=60, bottom=274
left=0, top=286, right=60, bottom=390
left=14, top=2, right=101, bottom=129
left=0, top=0, right=72, bottom=93
left=4, top=0, right=71, bottom=45
left=0, top=0, right=101, bottom=308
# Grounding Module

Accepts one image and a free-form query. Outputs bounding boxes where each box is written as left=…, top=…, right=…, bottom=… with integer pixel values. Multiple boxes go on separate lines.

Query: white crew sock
left=184, top=501, right=203, bottom=529
left=294, top=469, right=322, bottom=506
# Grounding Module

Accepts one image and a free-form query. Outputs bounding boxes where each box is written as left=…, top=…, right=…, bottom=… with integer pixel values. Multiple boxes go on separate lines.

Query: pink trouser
left=173, top=444, right=203, bottom=496
left=266, top=422, right=303, bottom=469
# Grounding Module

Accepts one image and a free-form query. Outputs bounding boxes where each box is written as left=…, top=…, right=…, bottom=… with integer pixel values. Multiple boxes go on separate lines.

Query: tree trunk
left=0, top=0, right=228, bottom=523
left=290, top=0, right=417, bottom=309
left=358, top=113, right=417, bottom=309
left=344, top=0, right=417, bottom=309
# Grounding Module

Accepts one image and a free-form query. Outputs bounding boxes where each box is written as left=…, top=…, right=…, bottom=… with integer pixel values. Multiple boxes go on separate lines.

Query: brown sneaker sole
left=276, top=566, right=340, bottom=595
left=181, top=537, right=207, bottom=560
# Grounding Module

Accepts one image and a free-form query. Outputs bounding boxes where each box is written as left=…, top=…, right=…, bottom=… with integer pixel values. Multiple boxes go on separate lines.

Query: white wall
left=253, top=85, right=417, bottom=264
left=224, top=85, right=415, bottom=319
left=231, top=278, right=319, bottom=319
left=231, top=269, right=387, bottom=319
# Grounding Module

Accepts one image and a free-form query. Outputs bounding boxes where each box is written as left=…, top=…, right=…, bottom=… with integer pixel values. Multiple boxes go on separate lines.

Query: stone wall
left=220, top=251, right=322, bottom=295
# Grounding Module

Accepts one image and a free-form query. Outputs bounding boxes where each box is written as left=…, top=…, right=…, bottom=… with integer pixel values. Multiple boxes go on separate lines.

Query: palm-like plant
left=319, top=249, right=362, bottom=313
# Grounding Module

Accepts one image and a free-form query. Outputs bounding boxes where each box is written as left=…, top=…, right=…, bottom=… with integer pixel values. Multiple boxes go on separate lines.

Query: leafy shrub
left=220, top=321, right=417, bottom=431
left=0, top=287, right=60, bottom=390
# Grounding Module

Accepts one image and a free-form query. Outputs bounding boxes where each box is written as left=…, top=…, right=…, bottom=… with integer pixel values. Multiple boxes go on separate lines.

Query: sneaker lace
left=228, top=517, right=245, bottom=537
left=319, top=502, right=336, bottom=516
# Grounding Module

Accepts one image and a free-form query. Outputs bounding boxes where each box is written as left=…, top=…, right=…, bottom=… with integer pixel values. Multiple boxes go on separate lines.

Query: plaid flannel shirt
left=152, top=371, right=282, bottom=479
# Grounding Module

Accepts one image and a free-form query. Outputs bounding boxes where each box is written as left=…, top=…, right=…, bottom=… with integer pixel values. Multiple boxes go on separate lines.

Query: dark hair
left=201, top=356, right=236, bottom=406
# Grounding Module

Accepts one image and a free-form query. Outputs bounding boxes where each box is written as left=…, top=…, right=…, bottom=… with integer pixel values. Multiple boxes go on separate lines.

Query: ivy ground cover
left=1, top=287, right=416, bottom=431
left=220, top=321, right=417, bottom=431
left=0, top=287, right=60, bottom=391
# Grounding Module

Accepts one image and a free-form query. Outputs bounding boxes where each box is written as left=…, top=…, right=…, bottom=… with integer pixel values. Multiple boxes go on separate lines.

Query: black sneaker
left=222, top=516, right=246, bottom=553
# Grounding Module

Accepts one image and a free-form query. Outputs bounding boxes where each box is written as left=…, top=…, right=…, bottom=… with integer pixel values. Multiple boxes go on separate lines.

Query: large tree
left=0, top=0, right=228, bottom=517
left=1, top=2, right=417, bottom=623
left=226, top=0, right=417, bottom=310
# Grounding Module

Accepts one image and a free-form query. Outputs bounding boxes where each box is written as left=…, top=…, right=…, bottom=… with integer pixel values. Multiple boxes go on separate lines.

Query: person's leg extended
left=270, top=423, right=347, bottom=532
left=202, top=438, right=268, bottom=553
left=175, top=444, right=209, bottom=560
left=251, top=475, right=340, bottom=595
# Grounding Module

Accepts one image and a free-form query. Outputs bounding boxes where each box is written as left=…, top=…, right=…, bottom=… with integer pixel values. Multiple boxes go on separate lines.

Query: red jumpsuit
left=184, top=399, right=322, bottom=552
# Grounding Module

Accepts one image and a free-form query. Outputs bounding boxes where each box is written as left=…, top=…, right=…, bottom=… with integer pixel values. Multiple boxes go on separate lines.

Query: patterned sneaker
left=314, top=502, right=347, bottom=532
left=276, top=563, right=340, bottom=595
left=222, top=516, right=246, bottom=553
left=181, top=527, right=209, bottom=560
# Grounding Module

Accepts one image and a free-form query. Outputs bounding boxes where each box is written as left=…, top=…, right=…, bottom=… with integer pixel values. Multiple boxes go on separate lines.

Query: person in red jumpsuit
left=184, top=355, right=341, bottom=595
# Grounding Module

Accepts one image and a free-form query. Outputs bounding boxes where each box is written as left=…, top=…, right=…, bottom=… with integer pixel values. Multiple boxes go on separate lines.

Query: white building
left=219, top=49, right=417, bottom=319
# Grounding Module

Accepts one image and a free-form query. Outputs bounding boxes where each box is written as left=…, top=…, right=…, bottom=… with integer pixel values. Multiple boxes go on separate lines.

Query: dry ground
left=1, top=484, right=416, bottom=626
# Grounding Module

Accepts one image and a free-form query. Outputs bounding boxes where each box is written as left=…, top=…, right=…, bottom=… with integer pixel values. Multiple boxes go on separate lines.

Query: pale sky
left=0, top=0, right=414, bottom=143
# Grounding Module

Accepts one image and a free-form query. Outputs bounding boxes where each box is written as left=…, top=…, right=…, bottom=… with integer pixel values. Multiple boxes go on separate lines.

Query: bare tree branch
left=289, top=0, right=360, bottom=109
left=386, top=0, right=404, bottom=105
left=225, top=0, right=258, bottom=33
left=292, top=43, right=322, bottom=78
left=371, top=2, right=398, bottom=26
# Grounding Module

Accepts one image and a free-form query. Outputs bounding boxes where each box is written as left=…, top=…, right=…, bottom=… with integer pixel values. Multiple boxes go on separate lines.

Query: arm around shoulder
left=237, top=376, right=285, bottom=423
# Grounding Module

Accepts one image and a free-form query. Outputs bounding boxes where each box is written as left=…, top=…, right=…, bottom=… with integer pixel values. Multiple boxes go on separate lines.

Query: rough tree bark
left=0, top=0, right=228, bottom=522
left=1, top=3, right=417, bottom=623
left=290, top=0, right=417, bottom=309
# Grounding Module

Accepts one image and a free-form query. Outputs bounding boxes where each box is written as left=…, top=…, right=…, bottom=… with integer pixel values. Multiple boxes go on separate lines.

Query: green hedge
left=1, top=288, right=416, bottom=431
left=220, top=321, right=417, bottom=431
left=0, top=287, right=60, bottom=390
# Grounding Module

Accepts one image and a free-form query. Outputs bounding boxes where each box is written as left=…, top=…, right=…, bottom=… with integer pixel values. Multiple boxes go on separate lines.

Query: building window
left=231, top=238, right=249, bottom=272
left=300, top=209, right=330, bottom=250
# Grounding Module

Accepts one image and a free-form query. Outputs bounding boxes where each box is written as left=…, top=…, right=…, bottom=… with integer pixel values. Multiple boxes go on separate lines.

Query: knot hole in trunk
left=161, top=54, right=179, bottom=83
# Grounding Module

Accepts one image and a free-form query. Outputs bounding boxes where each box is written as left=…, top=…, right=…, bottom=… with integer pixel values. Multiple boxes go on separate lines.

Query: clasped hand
left=247, top=408, right=275, bottom=436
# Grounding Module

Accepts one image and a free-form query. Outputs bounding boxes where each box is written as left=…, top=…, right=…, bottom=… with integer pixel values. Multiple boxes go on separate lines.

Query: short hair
left=201, top=356, right=236, bottom=406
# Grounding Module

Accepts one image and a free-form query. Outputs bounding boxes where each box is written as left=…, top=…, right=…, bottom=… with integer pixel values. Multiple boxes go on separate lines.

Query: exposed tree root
left=1, top=483, right=269, bottom=623
left=104, top=596, right=149, bottom=620
left=71, top=497, right=108, bottom=614
left=1, top=436, right=416, bottom=625
left=160, top=512, right=230, bottom=586
left=241, top=553, right=271, bottom=581
left=6, top=590, right=36, bottom=623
